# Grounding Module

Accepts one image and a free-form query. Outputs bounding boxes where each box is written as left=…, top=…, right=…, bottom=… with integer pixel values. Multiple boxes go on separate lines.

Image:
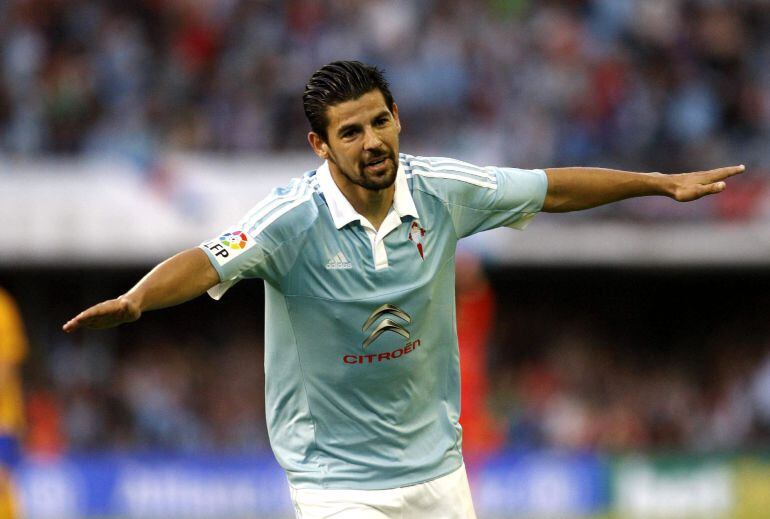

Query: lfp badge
left=220, top=230, right=249, bottom=250
left=202, top=228, right=255, bottom=267
left=408, top=221, right=426, bottom=260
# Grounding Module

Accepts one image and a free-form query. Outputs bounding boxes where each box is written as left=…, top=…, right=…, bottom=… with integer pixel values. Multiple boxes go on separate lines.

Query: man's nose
left=362, top=127, right=383, bottom=150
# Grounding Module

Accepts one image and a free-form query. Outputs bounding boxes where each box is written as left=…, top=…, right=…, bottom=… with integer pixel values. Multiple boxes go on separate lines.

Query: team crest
left=408, top=221, right=426, bottom=260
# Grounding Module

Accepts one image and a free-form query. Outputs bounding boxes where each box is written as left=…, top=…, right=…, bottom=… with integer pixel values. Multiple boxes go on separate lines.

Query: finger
left=62, top=304, right=108, bottom=333
left=678, top=180, right=728, bottom=202
left=702, top=164, right=745, bottom=182
left=62, top=319, right=80, bottom=333
left=62, top=312, right=93, bottom=333
left=62, top=313, right=95, bottom=332
left=692, top=181, right=727, bottom=200
left=707, top=181, right=726, bottom=194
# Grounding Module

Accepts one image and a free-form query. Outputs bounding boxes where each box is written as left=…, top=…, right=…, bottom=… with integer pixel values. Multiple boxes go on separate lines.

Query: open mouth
left=364, top=156, right=389, bottom=172
left=366, top=157, right=387, bottom=167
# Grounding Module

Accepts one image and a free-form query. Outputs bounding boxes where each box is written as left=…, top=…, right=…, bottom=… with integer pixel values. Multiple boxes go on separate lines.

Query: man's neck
left=329, top=166, right=395, bottom=230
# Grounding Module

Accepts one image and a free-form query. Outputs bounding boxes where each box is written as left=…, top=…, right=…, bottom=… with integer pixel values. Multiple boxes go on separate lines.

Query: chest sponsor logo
left=343, top=304, right=422, bottom=364
left=361, top=303, right=411, bottom=349
left=408, top=221, right=426, bottom=260
left=202, top=229, right=255, bottom=266
left=343, top=339, right=422, bottom=365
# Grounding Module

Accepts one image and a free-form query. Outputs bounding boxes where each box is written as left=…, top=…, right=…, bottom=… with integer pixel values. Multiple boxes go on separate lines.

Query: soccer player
left=63, top=61, right=744, bottom=518
left=0, top=287, right=29, bottom=519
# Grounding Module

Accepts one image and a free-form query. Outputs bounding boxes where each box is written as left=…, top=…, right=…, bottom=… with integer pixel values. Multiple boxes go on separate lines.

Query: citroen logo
left=361, top=304, right=411, bottom=349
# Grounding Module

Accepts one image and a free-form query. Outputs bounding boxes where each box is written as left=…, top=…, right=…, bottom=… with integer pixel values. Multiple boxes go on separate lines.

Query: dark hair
left=303, top=60, right=395, bottom=141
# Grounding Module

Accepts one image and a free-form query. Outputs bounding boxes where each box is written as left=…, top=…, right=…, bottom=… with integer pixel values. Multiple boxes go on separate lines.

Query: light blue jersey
left=199, top=153, right=547, bottom=489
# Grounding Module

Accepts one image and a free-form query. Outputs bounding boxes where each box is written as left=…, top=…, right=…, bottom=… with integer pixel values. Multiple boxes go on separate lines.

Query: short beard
left=334, top=151, right=398, bottom=191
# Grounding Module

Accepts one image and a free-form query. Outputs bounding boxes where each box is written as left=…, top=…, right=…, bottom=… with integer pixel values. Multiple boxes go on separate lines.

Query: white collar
left=315, top=158, right=419, bottom=229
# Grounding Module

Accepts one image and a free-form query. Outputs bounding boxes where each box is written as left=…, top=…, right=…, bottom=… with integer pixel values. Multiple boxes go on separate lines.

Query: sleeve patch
left=201, top=229, right=256, bottom=266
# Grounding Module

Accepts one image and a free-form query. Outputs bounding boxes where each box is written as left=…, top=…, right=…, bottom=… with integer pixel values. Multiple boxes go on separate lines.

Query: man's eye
left=375, top=118, right=388, bottom=126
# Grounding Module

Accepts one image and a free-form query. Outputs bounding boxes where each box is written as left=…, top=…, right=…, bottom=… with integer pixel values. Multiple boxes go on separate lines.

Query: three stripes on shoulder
left=242, top=156, right=497, bottom=241
left=403, top=155, right=498, bottom=190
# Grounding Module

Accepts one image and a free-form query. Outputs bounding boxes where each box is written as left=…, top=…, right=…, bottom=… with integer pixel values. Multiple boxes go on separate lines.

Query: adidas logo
left=326, top=251, right=352, bottom=270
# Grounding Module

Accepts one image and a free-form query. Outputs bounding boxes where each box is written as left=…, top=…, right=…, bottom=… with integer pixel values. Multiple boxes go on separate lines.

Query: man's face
left=310, top=90, right=401, bottom=191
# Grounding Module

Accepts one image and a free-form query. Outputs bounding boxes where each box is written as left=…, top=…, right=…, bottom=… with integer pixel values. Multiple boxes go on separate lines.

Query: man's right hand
left=61, top=248, right=220, bottom=334
left=63, top=296, right=142, bottom=332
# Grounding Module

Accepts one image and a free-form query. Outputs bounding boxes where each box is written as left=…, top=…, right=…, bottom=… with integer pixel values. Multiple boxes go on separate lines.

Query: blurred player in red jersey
left=456, top=252, right=503, bottom=457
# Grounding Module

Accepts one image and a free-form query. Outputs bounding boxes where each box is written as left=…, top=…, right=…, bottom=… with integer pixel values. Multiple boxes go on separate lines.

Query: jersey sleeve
left=199, top=224, right=274, bottom=300
left=407, top=156, right=548, bottom=238
left=198, top=178, right=316, bottom=300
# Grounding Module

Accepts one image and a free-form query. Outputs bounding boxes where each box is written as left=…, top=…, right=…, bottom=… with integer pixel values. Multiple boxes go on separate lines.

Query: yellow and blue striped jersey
left=0, top=287, right=28, bottom=436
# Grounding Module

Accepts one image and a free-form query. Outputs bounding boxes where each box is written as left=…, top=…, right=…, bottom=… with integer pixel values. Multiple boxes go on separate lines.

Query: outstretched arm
left=62, top=248, right=219, bottom=332
left=542, top=165, right=745, bottom=212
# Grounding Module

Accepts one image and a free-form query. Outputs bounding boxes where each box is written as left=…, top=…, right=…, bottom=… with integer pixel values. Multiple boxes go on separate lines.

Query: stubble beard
left=337, top=149, right=398, bottom=192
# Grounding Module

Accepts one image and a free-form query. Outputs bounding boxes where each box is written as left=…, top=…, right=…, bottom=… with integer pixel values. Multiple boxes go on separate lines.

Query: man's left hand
left=665, top=165, right=745, bottom=202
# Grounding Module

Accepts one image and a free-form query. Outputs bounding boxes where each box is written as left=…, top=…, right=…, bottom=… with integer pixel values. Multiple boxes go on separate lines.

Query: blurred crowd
left=2, top=0, right=769, bottom=221
left=491, top=321, right=770, bottom=454
left=24, top=309, right=770, bottom=457
left=16, top=269, right=770, bottom=458
left=27, top=327, right=270, bottom=456
left=5, top=0, right=770, bottom=457
left=1, top=0, right=769, bottom=172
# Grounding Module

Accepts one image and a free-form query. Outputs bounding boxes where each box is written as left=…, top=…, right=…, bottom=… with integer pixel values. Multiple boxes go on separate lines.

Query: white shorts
left=289, top=464, right=477, bottom=519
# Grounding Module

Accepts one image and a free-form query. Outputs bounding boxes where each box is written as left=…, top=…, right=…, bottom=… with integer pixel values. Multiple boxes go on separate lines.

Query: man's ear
left=392, top=102, right=401, bottom=133
left=308, top=132, right=329, bottom=160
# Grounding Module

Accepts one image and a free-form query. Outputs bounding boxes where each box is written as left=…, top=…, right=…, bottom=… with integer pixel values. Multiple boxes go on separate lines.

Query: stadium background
left=2, top=0, right=770, bottom=517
